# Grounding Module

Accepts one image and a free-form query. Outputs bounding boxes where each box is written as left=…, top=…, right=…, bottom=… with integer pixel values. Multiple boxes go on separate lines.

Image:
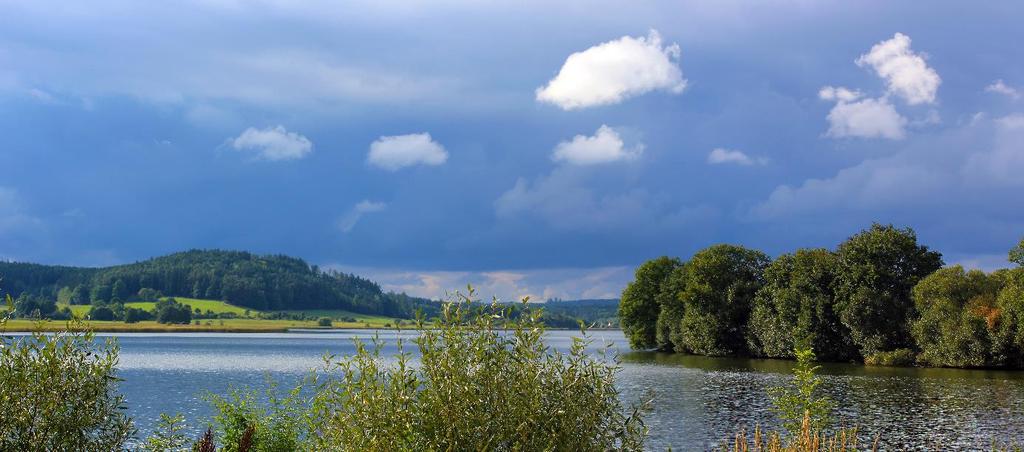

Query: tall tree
left=654, top=265, right=687, bottom=352
left=619, top=257, right=682, bottom=350
left=677, top=244, right=769, bottom=356
left=90, top=284, right=112, bottom=304
left=834, top=224, right=943, bottom=357
left=71, top=285, right=91, bottom=305
left=1011, top=237, right=1024, bottom=267
left=56, top=286, right=73, bottom=305
left=748, top=248, right=856, bottom=361
left=911, top=266, right=1001, bottom=367
left=111, top=280, right=129, bottom=301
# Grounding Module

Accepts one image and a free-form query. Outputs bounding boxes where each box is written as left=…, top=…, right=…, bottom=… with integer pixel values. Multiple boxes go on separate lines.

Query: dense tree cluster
left=12, top=293, right=71, bottom=320
left=0, top=249, right=438, bottom=318
left=542, top=299, right=621, bottom=328
left=620, top=224, right=1024, bottom=368
left=154, top=298, right=193, bottom=324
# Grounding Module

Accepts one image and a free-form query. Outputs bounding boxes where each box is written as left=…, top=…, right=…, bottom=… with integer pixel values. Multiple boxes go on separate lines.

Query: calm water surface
left=105, top=330, right=1024, bottom=451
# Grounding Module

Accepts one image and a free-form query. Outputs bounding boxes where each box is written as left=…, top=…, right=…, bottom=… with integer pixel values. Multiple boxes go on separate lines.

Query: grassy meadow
left=3, top=297, right=404, bottom=332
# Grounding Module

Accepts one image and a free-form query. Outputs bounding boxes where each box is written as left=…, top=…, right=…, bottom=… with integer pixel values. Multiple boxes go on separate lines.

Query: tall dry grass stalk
left=725, top=412, right=877, bottom=452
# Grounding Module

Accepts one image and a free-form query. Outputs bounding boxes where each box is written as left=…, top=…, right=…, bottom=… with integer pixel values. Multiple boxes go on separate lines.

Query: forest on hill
left=0, top=250, right=437, bottom=318
left=619, top=224, right=1024, bottom=369
left=543, top=299, right=620, bottom=327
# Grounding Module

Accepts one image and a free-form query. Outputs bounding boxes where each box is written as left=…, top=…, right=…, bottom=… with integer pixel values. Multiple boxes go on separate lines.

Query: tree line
left=0, top=249, right=438, bottom=318
left=618, top=223, right=1024, bottom=368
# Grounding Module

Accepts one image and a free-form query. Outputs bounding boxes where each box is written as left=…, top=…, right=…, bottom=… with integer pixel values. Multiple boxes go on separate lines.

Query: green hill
left=0, top=250, right=438, bottom=318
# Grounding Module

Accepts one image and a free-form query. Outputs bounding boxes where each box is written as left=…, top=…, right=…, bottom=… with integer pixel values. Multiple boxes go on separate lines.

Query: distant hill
left=541, top=298, right=620, bottom=328
left=0, top=250, right=437, bottom=318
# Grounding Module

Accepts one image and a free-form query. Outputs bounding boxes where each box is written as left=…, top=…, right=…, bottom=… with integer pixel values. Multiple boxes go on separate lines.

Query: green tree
left=1009, top=237, right=1024, bottom=267
left=655, top=264, right=688, bottom=352
left=994, top=267, right=1024, bottom=366
left=111, top=279, right=130, bottom=301
left=90, top=305, right=116, bottom=321
left=834, top=224, right=943, bottom=357
left=768, top=345, right=833, bottom=436
left=911, top=266, right=1002, bottom=368
left=155, top=298, right=193, bottom=324
left=0, top=323, right=134, bottom=449
left=748, top=249, right=857, bottom=361
left=124, top=306, right=152, bottom=323
left=678, top=244, right=769, bottom=356
left=619, top=256, right=682, bottom=350
left=91, top=283, right=112, bottom=304
left=57, top=286, right=73, bottom=305
left=71, top=284, right=90, bottom=305
left=138, top=287, right=162, bottom=302
left=13, top=293, right=57, bottom=318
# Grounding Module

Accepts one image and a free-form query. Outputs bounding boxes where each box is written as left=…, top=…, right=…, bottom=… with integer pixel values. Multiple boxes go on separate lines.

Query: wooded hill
left=0, top=250, right=436, bottom=318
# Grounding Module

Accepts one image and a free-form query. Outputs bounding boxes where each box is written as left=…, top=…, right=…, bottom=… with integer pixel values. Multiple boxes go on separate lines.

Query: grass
left=5, top=297, right=408, bottom=332
left=7, top=297, right=405, bottom=332
left=4, top=318, right=323, bottom=333
left=126, top=298, right=254, bottom=316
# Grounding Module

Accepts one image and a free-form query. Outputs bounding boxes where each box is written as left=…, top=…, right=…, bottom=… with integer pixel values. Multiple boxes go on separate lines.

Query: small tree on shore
left=768, top=345, right=834, bottom=436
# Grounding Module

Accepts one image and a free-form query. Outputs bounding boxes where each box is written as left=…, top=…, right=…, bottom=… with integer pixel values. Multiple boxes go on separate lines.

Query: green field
left=2, top=318, right=320, bottom=332
left=6, top=297, right=405, bottom=332
left=125, top=298, right=254, bottom=316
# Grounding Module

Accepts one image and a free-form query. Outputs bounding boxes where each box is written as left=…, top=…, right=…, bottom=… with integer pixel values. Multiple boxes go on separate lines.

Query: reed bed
left=725, top=414, right=877, bottom=452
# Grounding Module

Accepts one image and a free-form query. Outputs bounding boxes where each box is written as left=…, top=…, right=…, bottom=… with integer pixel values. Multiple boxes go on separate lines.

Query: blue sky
left=1, top=1, right=1022, bottom=300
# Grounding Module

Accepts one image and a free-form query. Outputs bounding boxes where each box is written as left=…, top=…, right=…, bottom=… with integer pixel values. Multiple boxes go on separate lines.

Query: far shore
left=3, top=319, right=621, bottom=333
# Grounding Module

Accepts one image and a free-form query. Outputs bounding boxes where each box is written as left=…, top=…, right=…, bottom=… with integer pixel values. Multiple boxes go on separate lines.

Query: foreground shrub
left=0, top=299, right=134, bottom=450
left=161, top=288, right=647, bottom=451
left=207, top=382, right=308, bottom=452
left=307, top=289, right=647, bottom=451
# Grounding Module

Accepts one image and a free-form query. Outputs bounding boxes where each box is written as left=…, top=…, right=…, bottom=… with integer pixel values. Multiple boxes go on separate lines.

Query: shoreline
left=2, top=319, right=623, bottom=334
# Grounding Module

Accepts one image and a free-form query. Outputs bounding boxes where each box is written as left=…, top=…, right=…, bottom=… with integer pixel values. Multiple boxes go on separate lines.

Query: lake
left=105, top=330, right=1024, bottom=450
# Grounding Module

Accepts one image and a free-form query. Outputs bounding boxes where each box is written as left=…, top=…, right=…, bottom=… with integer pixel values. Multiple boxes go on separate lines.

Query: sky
left=1, top=1, right=1022, bottom=301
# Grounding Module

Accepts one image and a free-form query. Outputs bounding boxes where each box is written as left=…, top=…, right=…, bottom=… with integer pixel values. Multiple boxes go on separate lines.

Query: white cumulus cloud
left=823, top=96, right=907, bottom=140
left=230, top=125, right=313, bottom=161
left=707, top=148, right=767, bottom=166
left=339, top=200, right=387, bottom=233
left=855, top=33, right=941, bottom=105
left=551, top=125, right=642, bottom=165
left=818, top=86, right=862, bottom=102
left=367, top=133, right=448, bottom=170
left=536, top=30, right=686, bottom=110
left=986, top=79, right=1020, bottom=100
